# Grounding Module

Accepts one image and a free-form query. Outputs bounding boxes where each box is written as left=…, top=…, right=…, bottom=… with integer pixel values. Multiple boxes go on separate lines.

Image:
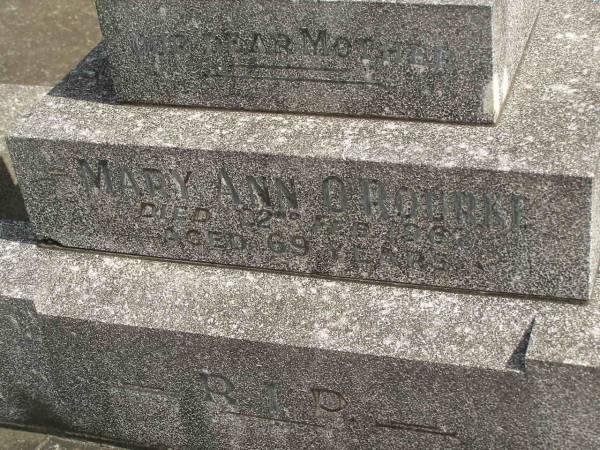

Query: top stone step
left=95, top=0, right=540, bottom=124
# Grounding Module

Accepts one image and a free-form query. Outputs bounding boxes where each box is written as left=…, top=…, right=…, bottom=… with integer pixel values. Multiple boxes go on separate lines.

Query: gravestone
left=95, top=0, right=541, bottom=123
left=2, top=0, right=600, bottom=448
left=7, top=0, right=600, bottom=299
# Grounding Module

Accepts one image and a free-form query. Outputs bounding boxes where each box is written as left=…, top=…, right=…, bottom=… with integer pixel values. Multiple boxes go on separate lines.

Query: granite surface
left=0, top=220, right=598, bottom=448
left=0, top=84, right=47, bottom=221
left=8, top=0, right=600, bottom=300
left=0, top=0, right=101, bottom=85
left=95, top=0, right=540, bottom=123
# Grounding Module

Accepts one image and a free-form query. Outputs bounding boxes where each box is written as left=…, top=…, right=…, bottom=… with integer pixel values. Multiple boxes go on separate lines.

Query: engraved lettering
left=406, top=251, right=424, bottom=269
left=323, top=176, right=348, bottom=213
left=453, top=192, right=476, bottom=225
left=435, top=48, right=452, bottom=70
left=410, top=46, right=427, bottom=71
left=246, top=176, right=272, bottom=209
left=274, top=33, right=293, bottom=54
left=353, top=222, right=369, bottom=238
left=433, top=253, right=448, bottom=271
left=140, top=202, right=157, bottom=218
left=208, top=231, right=247, bottom=250
left=78, top=157, right=531, bottom=281
left=173, top=206, right=186, bottom=221
left=380, top=246, right=398, bottom=266
left=249, top=32, right=271, bottom=54
left=352, top=245, right=370, bottom=264
left=134, top=25, right=455, bottom=90
left=268, top=232, right=286, bottom=254
left=311, top=216, right=342, bottom=234
left=395, top=188, right=418, bottom=220
left=312, top=387, right=348, bottom=415
left=120, top=168, right=140, bottom=196
left=329, top=242, right=342, bottom=261
left=483, top=193, right=505, bottom=228
left=361, top=179, right=389, bottom=218
left=403, top=223, right=420, bottom=242
left=300, top=28, right=328, bottom=56
left=267, top=233, right=308, bottom=256
left=191, top=207, right=211, bottom=223
left=170, top=170, right=193, bottom=199
left=78, top=159, right=113, bottom=194
left=200, top=371, right=237, bottom=406
left=385, top=43, right=401, bottom=64
left=512, top=195, right=525, bottom=229
left=256, top=210, right=272, bottom=229
left=164, top=227, right=179, bottom=244
left=332, top=37, right=352, bottom=57
left=186, top=229, right=203, bottom=246
left=428, top=225, right=449, bottom=245
left=273, top=177, right=298, bottom=211
left=426, top=191, right=448, bottom=222
left=143, top=168, right=167, bottom=198
left=290, top=235, right=309, bottom=255
left=218, top=168, right=241, bottom=206
left=208, top=231, right=226, bottom=249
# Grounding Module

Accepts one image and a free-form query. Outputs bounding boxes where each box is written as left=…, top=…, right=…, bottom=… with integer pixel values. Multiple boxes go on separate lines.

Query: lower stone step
left=0, top=221, right=598, bottom=448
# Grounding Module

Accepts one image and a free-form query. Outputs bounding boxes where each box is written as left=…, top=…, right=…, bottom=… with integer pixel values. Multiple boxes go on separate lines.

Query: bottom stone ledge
left=0, top=221, right=598, bottom=449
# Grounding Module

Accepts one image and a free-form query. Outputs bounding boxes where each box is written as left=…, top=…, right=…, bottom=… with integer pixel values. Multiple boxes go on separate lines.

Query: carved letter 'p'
left=311, top=387, right=348, bottom=416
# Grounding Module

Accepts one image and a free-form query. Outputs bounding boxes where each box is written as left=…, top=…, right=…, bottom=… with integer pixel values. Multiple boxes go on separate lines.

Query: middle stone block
left=7, top=16, right=600, bottom=301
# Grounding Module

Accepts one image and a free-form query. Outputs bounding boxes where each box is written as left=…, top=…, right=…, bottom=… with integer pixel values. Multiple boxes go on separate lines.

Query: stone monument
left=1, top=0, right=599, bottom=448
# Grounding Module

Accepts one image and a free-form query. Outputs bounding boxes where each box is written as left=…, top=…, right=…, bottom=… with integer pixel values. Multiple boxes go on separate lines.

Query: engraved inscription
left=126, top=25, right=455, bottom=88
left=72, top=159, right=528, bottom=281
left=95, top=371, right=462, bottom=443
left=199, top=371, right=238, bottom=406
left=195, top=369, right=459, bottom=440
left=312, top=387, right=348, bottom=416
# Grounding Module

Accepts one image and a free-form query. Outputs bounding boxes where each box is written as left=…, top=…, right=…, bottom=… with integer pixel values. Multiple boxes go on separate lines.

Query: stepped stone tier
left=7, top=0, right=600, bottom=300
left=0, top=220, right=598, bottom=449
left=95, top=0, right=541, bottom=123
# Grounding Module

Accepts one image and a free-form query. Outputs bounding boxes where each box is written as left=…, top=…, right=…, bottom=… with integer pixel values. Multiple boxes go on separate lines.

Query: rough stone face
left=0, top=84, right=47, bottom=221
left=95, top=0, right=540, bottom=123
left=0, top=220, right=598, bottom=449
left=7, top=0, right=600, bottom=300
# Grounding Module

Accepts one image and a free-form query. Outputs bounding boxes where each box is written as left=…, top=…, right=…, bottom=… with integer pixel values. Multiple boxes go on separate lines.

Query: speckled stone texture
left=7, top=0, right=600, bottom=300
left=0, top=84, right=47, bottom=221
left=95, top=0, right=540, bottom=123
left=0, top=220, right=598, bottom=448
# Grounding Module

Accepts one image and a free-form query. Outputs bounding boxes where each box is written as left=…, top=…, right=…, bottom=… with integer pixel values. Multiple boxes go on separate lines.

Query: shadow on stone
left=506, top=318, right=536, bottom=372
left=0, top=156, right=28, bottom=221
left=49, top=43, right=117, bottom=105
